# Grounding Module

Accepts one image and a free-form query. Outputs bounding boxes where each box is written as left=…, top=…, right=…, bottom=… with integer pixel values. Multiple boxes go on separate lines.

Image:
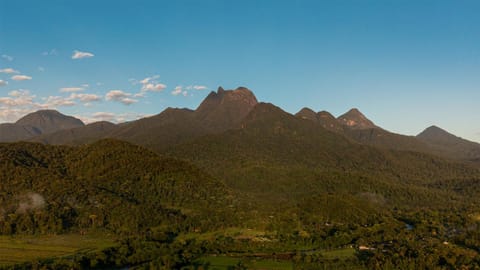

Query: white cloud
left=43, top=96, right=76, bottom=107
left=92, top=112, right=116, bottom=122
left=0, top=68, right=19, bottom=74
left=142, top=83, right=166, bottom=92
left=139, top=75, right=160, bottom=85
left=120, top=98, right=137, bottom=105
left=105, top=90, right=138, bottom=105
left=1, top=55, right=13, bottom=61
left=192, top=85, right=207, bottom=90
left=0, top=80, right=7, bottom=87
left=11, top=75, right=32, bottom=81
left=60, top=87, right=84, bottom=93
left=106, top=90, right=130, bottom=100
left=79, top=111, right=150, bottom=124
left=133, top=75, right=167, bottom=96
left=171, top=86, right=183, bottom=96
left=70, top=93, right=102, bottom=102
left=72, top=50, right=94, bottom=59
left=0, top=90, right=36, bottom=108
left=0, top=89, right=101, bottom=123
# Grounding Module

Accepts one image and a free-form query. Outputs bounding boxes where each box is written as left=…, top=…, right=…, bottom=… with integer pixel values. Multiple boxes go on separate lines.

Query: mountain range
left=2, top=87, right=480, bottom=268
left=2, top=86, right=479, bottom=165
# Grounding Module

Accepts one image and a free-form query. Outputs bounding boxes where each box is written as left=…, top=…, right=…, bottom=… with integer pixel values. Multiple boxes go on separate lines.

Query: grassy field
left=198, top=247, right=356, bottom=270
left=199, top=256, right=294, bottom=270
left=0, top=232, right=116, bottom=266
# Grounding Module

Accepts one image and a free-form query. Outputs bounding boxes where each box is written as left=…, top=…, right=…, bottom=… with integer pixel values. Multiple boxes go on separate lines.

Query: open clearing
left=0, top=233, right=116, bottom=266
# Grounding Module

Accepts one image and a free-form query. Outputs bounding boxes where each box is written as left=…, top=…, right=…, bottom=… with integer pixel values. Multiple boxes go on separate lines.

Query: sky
left=1, top=0, right=480, bottom=141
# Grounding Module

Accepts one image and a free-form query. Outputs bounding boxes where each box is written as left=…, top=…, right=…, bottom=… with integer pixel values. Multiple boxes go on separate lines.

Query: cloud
left=72, top=50, right=94, bottom=59
left=38, top=66, right=45, bottom=72
left=119, top=98, right=137, bottom=105
left=142, top=83, right=166, bottom=92
left=1, top=55, right=13, bottom=61
left=105, top=90, right=138, bottom=105
left=11, top=75, right=32, bottom=81
left=42, top=49, right=58, bottom=56
left=0, top=89, right=100, bottom=122
left=0, top=80, right=7, bottom=87
left=80, top=111, right=151, bottom=124
left=0, top=68, right=19, bottom=74
left=171, top=86, right=183, bottom=96
left=139, top=75, right=160, bottom=85
left=0, top=90, right=36, bottom=107
left=189, top=85, right=207, bottom=90
left=92, top=112, right=116, bottom=122
left=60, top=87, right=84, bottom=92
left=70, top=93, right=102, bottom=102
left=133, top=75, right=167, bottom=97
left=43, top=96, right=76, bottom=107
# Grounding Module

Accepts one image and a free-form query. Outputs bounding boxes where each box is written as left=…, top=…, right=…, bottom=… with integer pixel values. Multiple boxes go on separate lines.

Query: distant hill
left=337, top=108, right=377, bottom=129
left=295, top=107, right=432, bottom=153
left=2, top=87, right=480, bottom=167
left=417, top=125, right=480, bottom=163
left=31, top=121, right=116, bottom=145
left=30, top=87, right=258, bottom=151
left=167, top=102, right=480, bottom=225
left=295, top=108, right=344, bottom=132
left=0, top=110, right=84, bottom=142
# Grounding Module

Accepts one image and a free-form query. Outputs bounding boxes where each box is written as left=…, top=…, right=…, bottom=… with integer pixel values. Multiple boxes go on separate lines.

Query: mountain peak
left=317, top=110, right=336, bottom=120
left=295, top=107, right=317, bottom=121
left=15, top=109, right=84, bottom=134
left=337, top=108, right=376, bottom=129
left=417, top=125, right=456, bottom=141
left=195, top=86, right=258, bottom=131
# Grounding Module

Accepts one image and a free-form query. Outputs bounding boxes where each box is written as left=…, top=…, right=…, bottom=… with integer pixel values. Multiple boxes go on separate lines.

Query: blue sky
left=1, top=0, right=479, bottom=141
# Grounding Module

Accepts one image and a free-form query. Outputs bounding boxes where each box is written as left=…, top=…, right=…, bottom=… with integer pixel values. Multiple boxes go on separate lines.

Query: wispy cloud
left=142, top=83, right=166, bottom=92
left=0, top=90, right=33, bottom=106
left=60, top=87, right=84, bottom=93
left=11, top=75, right=32, bottom=81
left=1, top=55, right=13, bottom=61
left=135, top=75, right=167, bottom=95
left=193, top=85, right=207, bottom=90
left=0, top=90, right=38, bottom=121
left=0, top=89, right=101, bottom=122
left=72, top=50, right=94, bottom=59
left=0, top=68, right=19, bottom=74
left=43, top=96, right=76, bottom=107
left=186, top=85, right=208, bottom=90
left=171, top=86, right=182, bottom=96
left=38, top=66, right=45, bottom=72
left=0, top=80, right=7, bottom=87
left=70, top=93, right=102, bottom=102
left=91, top=112, right=116, bottom=122
left=105, top=90, right=138, bottom=105
left=78, top=111, right=150, bottom=124
left=42, top=49, right=58, bottom=56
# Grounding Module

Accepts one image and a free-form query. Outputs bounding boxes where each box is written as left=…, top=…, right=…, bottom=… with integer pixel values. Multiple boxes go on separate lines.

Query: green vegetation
left=2, top=103, right=480, bottom=268
left=198, top=256, right=293, bottom=270
left=0, top=233, right=115, bottom=266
